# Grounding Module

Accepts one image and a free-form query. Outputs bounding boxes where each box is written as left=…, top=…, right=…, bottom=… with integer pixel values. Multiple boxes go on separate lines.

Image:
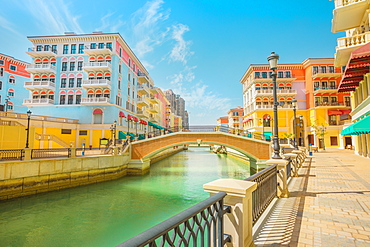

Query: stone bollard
left=266, top=159, right=290, bottom=198
left=203, top=179, right=257, bottom=247
left=283, top=153, right=299, bottom=177
left=69, top=147, right=77, bottom=158
left=24, top=148, right=32, bottom=161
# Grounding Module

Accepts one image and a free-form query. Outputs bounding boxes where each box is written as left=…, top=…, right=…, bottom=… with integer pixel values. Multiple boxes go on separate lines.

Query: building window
left=9, top=78, right=15, bottom=84
left=61, top=129, right=72, bottom=134
left=78, top=44, right=84, bottom=54
left=44, top=45, right=50, bottom=51
left=48, top=94, right=54, bottom=100
left=69, top=78, right=74, bottom=88
left=119, top=48, right=122, bottom=57
left=9, top=65, right=16, bottom=71
left=119, top=64, right=122, bottom=73
left=76, top=78, right=82, bottom=87
left=330, top=96, right=337, bottom=103
left=36, top=45, right=42, bottom=51
left=63, top=44, right=69, bottom=54
left=345, top=96, right=351, bottom=107
left=285, top=71, right=291, bottom=78
left=118, top=80, right=121, bottom=90
left=8, top=91, right=14, bottom=97
left=321, top=81, right=328, bottom=88
left=329, top=115, right=337, bottom=125
left=70, top=62, right=75, bottom=71
left=330, top=136, right=338, bottom=146
left=106, top=42, right=112, bottom=50
left=278, top=71, right=284, bottom=78
left=320, top=66, right=327, bottom=73
left=314, top=81, right=320, bottom=89
left=77, top=61, right=83, bottom=71
left=0, top=81, right=2, bottom=90
left=329, top=81, right=336, bottom=89
left=71, top=44, right=76, bottom=54
left=98, top=43, right=104, bottom=49
left=262, top=72, right=267, bottom=78
left=52, top=45, right=57, bottom=53
left=76, top=95, right=81, bottom=104
left=329, top=66, right=335, bottom=73
left=313, top=66, right=318, bottom=74
left=0, top=68, right=3, bottom=76
left=68, top=95, right=73, bottom=104
left=79, top=130, right=87, bottom=135
left=60, top=95, right=66, bottom=104
left=0, top=60, right=3, bottom=65
left=61, top=62, right=67, bottom=71
left=90, top=43, right=96, bottom=49
left=61, top=78, right=67, bottom=88
left=129, top=59, right=131, bottom=67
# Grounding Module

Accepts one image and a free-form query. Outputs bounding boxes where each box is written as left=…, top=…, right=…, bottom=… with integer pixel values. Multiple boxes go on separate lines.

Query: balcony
left=255, top=89, right=297, bottom=96
left=137, top=84, right=149, bottom=95
left=137, top=97, right=149, bottom=107
left=148, top=95, right=159, bottom=104
left=137, top=110, right=149, bottom=118
left=314, top=102, right=348, bottom=108
left=253, top=104, right=294, bottom=110
left=313, top=87, right=338, bottom=94
left=26, top=47, right=57, bottom=57
left=254, top=76, right=296, bottom=83
left=148, top=104, right=159, bottom=113
left=148, top=86, right=158, bottom=94
left=82, top=79, right=111, bottom=89
left=149, top=115, right=159, bottom=123
left=80, top=97, right=110, bottom=105
left=24, top=80, right=56, bottom=90
left=335, top=31, right=370, bottom=66
left=26, top=64, right=56, bottom=73
left=332, top=0, right=369, bottom=33
left=23, top=98, right=54, bottom=106
left=312, top=69, right=342, bottom=79
left=83, top=45, right=112, bottom=56
left=138, top=72, right=150, bottom=84
left=83, top=62, right=112, bottom=72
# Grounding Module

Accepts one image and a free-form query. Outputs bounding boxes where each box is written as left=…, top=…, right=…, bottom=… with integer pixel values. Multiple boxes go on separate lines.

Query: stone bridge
left=128, top=132, right=272, bottom=174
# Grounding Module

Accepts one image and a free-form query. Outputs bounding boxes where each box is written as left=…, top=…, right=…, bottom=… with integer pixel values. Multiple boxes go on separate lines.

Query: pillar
left=266, top=159, right=289, bottom=198
left=203, top=179, right=257, bottom=247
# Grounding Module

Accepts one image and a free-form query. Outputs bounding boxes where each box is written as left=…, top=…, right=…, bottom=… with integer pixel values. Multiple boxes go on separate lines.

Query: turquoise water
left=0, top=148, right=251, bottom=247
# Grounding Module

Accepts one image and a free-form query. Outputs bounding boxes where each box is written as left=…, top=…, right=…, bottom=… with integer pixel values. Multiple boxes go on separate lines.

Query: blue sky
left=0, top=0, right=342, bottom=124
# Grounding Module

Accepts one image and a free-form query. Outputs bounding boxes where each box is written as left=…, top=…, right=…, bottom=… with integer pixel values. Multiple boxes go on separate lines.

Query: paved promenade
left=253, top=149, right=370, bottom=246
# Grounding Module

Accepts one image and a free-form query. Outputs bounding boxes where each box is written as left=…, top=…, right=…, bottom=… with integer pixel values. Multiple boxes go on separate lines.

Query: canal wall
left=0, top=153, right=130, bottom=201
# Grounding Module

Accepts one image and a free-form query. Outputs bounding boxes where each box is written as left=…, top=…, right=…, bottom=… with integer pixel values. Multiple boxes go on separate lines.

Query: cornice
left=0, top=53, right=30, bottom=66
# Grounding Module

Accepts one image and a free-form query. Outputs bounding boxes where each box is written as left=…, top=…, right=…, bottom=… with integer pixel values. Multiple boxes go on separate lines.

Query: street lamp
left=292, top=99, right=298, bottom=150
left=25, top=110, right=32, bottom=148
left=267, top=52, right=281, bottom=159
left=299, top=115, right=304, bottom=147
left=110, top=120, right=117, bottom=147
left=5, top=96, right=10, bottom=114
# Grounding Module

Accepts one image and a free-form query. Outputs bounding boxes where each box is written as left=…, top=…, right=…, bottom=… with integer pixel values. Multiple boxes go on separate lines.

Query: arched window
left=93, top=108, right=103, bottom=124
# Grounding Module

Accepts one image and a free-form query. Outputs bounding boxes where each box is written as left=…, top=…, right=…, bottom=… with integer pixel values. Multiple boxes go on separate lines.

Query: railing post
left=266, top=159, right=290, bottom=198
left=113, top=146, right=119, bottom=155
left=203, top=179, right=257, bottom=247
left=284, top=153, right=299, bottom=177
left=24, top=148, right=32, bottom=161
left=69, top=148, right=77, bottom=158
left=292, top=150, right=305, bottom=167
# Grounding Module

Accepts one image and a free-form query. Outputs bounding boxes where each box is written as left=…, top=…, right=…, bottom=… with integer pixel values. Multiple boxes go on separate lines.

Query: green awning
left=118, top=131, right=127, bottom=139
left=263, top=132, right=272, bottom=137
left=127, top=132, right=136, bottom=139
left=138, top=134, right=145, bottom=140
left=341, top=115, right=370, bottom=135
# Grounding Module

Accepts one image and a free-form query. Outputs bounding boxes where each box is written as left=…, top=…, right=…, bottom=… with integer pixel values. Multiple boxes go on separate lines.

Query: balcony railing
left=137, top=84, right=149, bottom=95
left=81, top=97, right=110, bottom=105
left=335, top=0, right=366, bottom=8
left=337, top=31, right=370, bottom=49
left=26, top=47, right=57, bottom=57
left=138, top=72, right=150, bottom=84
left=82, top=79, right=111, bottom=88
left=314, top=86, right=337, bottom=91
left=255, top=89, right=297, bottom=95
left=24, top=80, right=56, bottom=90
left=83, top=62, right=112, bottom=71
left=83, top=45, right=112, bottom=55
left=23, top=99, right=54, bottom=105
left=254, top=104, right=293, bottom=109
left=26, top=64, right=56, bottom=73
left=315, top=102, right=345, bottom=107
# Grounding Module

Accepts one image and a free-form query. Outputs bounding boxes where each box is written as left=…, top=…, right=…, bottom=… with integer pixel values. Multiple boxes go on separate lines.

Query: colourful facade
left=0, top=53, right=30, bottom=113
left=23, top=32, right=163, bottom=147
left=332, top=0, right=370, bottom=157
left=227, top=107, right=243, bottom=132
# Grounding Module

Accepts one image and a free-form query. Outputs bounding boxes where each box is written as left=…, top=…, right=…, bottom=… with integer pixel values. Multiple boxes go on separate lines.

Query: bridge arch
left=130, top=132, right=271, bottom=162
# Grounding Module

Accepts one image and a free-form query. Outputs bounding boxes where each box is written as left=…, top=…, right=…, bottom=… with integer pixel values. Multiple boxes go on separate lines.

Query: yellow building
left=332, top=0, right=370, bottom=157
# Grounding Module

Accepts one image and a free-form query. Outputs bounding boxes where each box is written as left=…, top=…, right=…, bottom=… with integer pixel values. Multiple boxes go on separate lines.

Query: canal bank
left=0, top=148, right=252, bottom=247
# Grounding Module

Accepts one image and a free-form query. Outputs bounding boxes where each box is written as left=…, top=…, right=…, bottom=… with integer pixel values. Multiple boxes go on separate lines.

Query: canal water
left=0, top=148, right=252, bottom=247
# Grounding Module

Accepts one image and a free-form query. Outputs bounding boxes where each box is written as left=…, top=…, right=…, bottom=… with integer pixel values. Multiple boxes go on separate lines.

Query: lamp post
left=292, top=99, right=298, bottom=150
left=299, top=115, right=304, bottom=147
left=110, top=120, right=117, bottom=147
left=25, top=110, right=32, bottom=148
left=321, top=126, right=326, bottom=150
left=267, top=52, right=281, bottom=159
left=5, top=96, right=10, bottom=115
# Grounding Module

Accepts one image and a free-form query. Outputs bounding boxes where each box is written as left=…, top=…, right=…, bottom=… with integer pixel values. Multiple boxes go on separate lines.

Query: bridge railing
left=0, top=149, right=25, bottom=161
left=31, top=148, right=71, bottom=159
left=118, top=192, right=230, bottom=247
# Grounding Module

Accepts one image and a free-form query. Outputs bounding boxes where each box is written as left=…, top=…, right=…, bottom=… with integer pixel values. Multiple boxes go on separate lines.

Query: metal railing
left=245, top=164, right=278, bottom=224
left=31, top=148, right=71, bottom=159
left=118, top=192, right=229, bottom=247
left=0, top=149, right=24, bottom=161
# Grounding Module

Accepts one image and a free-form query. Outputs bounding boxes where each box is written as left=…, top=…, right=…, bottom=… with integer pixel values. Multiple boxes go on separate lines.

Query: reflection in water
left=0, top=148, right=251, bottom=247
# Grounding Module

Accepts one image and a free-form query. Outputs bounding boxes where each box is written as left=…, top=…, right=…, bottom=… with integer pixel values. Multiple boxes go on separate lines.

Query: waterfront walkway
left=254, top=149, right=370, bottom=246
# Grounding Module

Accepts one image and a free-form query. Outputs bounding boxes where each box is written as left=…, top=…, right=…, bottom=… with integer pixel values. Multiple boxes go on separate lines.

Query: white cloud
left=169, top=24, right=194, bottom=64
left=25, top=0, right=84, bottom=34
left=96, top=12, right=125, bottom=33
left=168, top=66, right=196, bottom=87
left=130, top=0, right=170, bottom=57
left=0, top=15, right=23, bottom=38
